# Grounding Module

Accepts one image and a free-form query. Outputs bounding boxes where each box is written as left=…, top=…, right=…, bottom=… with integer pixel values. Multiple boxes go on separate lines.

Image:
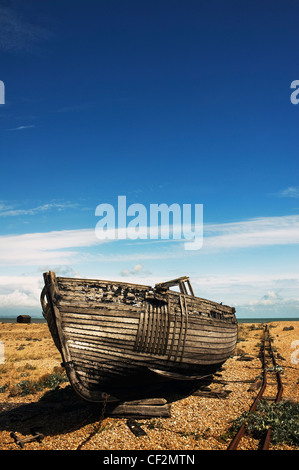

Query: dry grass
left=0, top=323, right=61, bottom=392
left=0, top=320, right=298, bottom=451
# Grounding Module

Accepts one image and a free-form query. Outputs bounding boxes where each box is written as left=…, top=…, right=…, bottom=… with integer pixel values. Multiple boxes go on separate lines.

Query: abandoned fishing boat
left=41, top=272, right=238, bottom=402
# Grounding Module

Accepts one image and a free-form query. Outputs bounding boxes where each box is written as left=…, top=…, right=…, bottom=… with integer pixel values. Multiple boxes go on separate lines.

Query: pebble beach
left=0, top=320, right=298, bottom=451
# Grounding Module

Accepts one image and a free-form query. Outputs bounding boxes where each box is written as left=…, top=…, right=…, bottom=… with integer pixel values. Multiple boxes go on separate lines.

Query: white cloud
left=238, top=296, right=299, bottom=318
left=120, top=263, right=151, bottom=277
left=188, top=274, right=299, bottom=318
left=202, top=214, right=299, bottom=251
left=0, top=228, right=100, bottom=266
left=0, top=213, right=299, bottom=268
left=277, top=187, right=299, bottom=199
left=245, top=290, right=285, bottom=307
left=0, top=275, right=42, bottom=308
left=0, top=213, right=298, bottom=315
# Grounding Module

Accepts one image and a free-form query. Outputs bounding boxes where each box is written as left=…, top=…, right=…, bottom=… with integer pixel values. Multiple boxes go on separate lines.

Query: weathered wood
left=57, top=276, right=152, bottom=290
left=123, top=398, right=167, bottom=405
left=126, top=419, right=147, bottom=436
left=108, top=403, right=171, bottom=417
left=67, top=335, right=236, bottom=362
left=41, top=272, right=238, bottom=403
left=62, top=306, right=137, bottom=318
left=192, top=389, right=232, bottom=398
left=155, top=276, right=190, bottom=290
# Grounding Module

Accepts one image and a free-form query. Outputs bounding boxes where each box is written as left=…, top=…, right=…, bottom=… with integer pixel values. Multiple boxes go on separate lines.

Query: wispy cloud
left=203, top=214, right=299, bottom=251
left=0, top=214, right=298, bottom=268
left=277, top=186, right=299, bottom=199
left=0, top=201, right=82, bottom=217
left=7, top=125, right=36, bottom=131
left=0, top=228, right=99, bottom=266
left=0, top=5, right=51, bottom=54
left=192, top=273, right=299, bottom=296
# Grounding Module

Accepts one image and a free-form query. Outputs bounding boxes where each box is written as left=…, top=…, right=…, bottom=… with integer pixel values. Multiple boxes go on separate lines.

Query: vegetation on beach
left=229, top=398, right=299, bottom=446
left=8, top=366, right=68, bottom=397
left=0, top=323, right=63, bottom=397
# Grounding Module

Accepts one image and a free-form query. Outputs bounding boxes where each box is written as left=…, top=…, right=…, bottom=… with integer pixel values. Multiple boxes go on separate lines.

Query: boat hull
left=41, top=272, right=238, bottom=402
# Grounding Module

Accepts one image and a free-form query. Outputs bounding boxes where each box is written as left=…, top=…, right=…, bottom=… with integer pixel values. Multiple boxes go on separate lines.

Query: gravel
left=0, top=320, right=298, bottom=451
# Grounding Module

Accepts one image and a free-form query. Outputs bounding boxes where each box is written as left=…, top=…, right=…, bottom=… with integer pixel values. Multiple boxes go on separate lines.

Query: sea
left=0, top=316, right=298, bottom=324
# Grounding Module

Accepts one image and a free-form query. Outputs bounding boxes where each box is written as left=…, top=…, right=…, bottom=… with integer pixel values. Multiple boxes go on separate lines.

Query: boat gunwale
left=56, top=276, right=236, bottom=313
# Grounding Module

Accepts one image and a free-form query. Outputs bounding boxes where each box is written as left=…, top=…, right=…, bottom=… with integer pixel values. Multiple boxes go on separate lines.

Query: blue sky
left=0, top=0, right=299, bottom=318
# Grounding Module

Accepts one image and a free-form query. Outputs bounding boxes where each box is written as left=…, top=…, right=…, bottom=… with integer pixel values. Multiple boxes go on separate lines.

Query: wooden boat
left=41, top=271, right=238, bottom=402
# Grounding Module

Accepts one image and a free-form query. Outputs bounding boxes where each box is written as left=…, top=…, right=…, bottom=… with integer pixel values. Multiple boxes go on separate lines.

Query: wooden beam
left=155, top=276, right=190, bottom=290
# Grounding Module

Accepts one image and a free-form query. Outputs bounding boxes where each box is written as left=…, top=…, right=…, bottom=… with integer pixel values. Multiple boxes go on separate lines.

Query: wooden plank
left=183, top=345, right=236, bottom=358
left=155, top=276, right=190, bottom=289
left=186, top=322, right=238, bottom=334
left=57, top=276, right=151, bottom=290
left=145, top=302, right=155, bottom=353
left=169, top=290, right=233, bottom=309
left=153, top=303, right=162, bottom=354
left=126, top=419, right=148, bottom=436
left=61, top=314, right=139, bottom=327
left=123, top=398, right=167, bottom=405
left=62, top=321, right=137, bottom=336
left=192, top=389, right=232, bottom=398
left=75, top=364, right=127, bottom=379
left=63, top=321, right=237, bottom=346
left=58, top=299, right=144, bottom=311
left=186, top=279, right=194, bottom=296
left=63, top=325, right=137, bottom=341
left=134, top=309, right=145, bottom=352
left=66, top=332, right=137, bottom=348
left=64, top=326, right=237, bottom=354
left=57, top=291, right=144, bottom=303
left=108, top=403, right=171, bottom=417
left=71, top=356, right=134, bottom=375
left=67, top=334, right=237, bottom=358
left=173, top=295, right=185, bottom=362
left=186, top=338, right=236, bottom=350
left=67, top=338, right=235, bottom=368
left=59, top=300, right=236, bottom=330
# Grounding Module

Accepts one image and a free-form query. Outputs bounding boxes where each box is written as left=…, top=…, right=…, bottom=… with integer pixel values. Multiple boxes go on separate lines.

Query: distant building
left=17, top=315, right=31, bottom=324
